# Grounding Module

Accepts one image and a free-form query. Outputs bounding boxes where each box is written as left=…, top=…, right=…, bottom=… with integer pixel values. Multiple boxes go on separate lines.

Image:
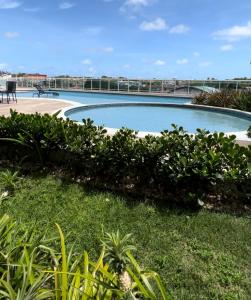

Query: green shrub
left=0, top=214, right=168, bottom=299
left=248, top=126, right=251, bottom=138
left=193, top=90, right=251, bottom=112
left=0, top=111, right=250, bottom=205
left=233, top=91, right=251, bottom=111
left=0, top=169, right=20, bottom=193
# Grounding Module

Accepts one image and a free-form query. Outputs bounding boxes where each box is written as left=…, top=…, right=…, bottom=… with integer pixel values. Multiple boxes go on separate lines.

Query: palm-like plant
left=101, top=231, right=136, bottom=292
left=0, top=215, right=168, bottom=299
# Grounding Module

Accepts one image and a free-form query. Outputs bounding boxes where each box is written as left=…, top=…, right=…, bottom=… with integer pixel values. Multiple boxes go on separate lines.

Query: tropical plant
left=0, top=215, right=168, bottom=299
left=232, top=91, right=251, bottom=111
left=193, top=89, right=251, bottom=112
left=101, top=231, right=168, bottom=300
left=101, top=231, right=136, bottom=292
left=0, top=214, right=55, bottom=299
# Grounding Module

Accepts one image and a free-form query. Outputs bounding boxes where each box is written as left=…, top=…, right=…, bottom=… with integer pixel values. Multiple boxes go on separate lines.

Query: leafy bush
left=193, top=90, right=251, bottom=112
left=0, top=111, right=250, bottom=205
left=0, top=214, right=168, bottom=299
left=248, top=126, right=251, bottom=138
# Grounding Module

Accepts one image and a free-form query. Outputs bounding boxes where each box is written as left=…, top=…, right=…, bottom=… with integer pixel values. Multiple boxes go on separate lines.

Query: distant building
left=23, top=73, right=47, bottom=80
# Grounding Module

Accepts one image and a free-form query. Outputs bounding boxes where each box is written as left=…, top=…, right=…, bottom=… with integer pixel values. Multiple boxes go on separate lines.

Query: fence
left=12, top=77, right=251, bottom=95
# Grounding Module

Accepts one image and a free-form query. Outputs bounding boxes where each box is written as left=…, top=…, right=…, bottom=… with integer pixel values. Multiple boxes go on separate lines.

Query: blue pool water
left=66, top=104, right=251, bottom=133
left=17, top=91, right=190, bottom=105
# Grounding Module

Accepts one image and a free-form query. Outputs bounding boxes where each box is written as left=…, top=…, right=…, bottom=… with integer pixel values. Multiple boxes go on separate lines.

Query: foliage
left=0, top=214, right=168, bottom=299
left=193, top=90, right=251, bottom=139
left=248, top=126, right=251, bottom=138
left=193, top=89, right=251, bottom=112
left=0, top=169, right=20, bottom=193
left=0, top=111, right=250, bottom=205
left=101, top=231, right=136, bottom=274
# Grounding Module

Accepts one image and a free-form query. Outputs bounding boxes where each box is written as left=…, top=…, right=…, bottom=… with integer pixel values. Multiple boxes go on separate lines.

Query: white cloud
left=177, top=58, right=188, bottom=65
left=0, top=0, right=21, bottom=9
left=4, top=31, right=20, bottom=38
left=83, top=26, right=103, bottom=36
left=199, top=61, right=211, bottom=67
left=0, top=63, right=8, bottom=69
left=139, top=18, right=189, bottom=34
left=81, top=59, right=92, bottom=65
left=59, top=2, right=75, bottom=9
left=88, top=67, right=95, bottom=73
left=23, top=7, right=41, bottom=12
left=103, top=47, right=114, bottom=53
left=123, top=64, right=131, bottom=69
left=124, top=0, right=153, bottom=8
left=169, top=24, right=189, bottom=34
left=121, top=0, right=155, bottom=13
left=213, top=21, right=251, bottom=41
left=220, top=44, right=233, bottom=51
left=154, top=60, right=166, bottom=66
left=193, top=51, right=200, bottom=57
left=140, top=17, right=168, bottom=31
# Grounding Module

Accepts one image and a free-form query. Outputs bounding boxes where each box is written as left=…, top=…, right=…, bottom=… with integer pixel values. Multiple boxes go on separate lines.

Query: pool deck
left=0, top=98, right=73, bottom=116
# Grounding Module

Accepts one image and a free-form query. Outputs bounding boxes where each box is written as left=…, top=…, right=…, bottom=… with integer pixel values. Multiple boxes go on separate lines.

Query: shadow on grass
left=0, top=160, right=250, bottom=217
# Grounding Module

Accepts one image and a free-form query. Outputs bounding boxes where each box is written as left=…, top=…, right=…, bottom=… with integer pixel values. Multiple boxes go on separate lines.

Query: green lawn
left=0, top=172, right=250, bottom=299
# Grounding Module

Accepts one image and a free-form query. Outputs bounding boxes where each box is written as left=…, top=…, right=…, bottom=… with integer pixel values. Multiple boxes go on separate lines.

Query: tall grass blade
left=55, top=223, right=68, bottom=300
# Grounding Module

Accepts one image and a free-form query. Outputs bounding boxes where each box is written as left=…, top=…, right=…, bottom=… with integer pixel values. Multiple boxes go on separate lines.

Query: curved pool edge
left=61, top=102, right=251, bottom=145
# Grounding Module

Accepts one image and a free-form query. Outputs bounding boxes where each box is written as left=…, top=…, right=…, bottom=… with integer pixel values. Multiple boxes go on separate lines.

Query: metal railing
left=12, top=77, right=251, bottom=95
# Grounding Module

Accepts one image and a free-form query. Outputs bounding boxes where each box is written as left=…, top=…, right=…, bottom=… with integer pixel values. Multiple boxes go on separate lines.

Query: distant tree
left=233, top=77, right=250, bottom=80
left=54, top=75, right=71, bottom=78
left=0, top=70, right=11, bottom=75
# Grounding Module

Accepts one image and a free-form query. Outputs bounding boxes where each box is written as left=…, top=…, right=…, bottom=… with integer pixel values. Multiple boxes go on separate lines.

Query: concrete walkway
left=0, top=98, right=72, bottom=116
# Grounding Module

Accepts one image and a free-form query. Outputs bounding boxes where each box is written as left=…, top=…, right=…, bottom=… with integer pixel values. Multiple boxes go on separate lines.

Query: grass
left=0, top=171, right=250, bottom=299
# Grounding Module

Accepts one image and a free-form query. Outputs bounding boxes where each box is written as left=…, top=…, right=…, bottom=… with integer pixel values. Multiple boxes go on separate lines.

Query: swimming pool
left=65, top=103, right=251, bottom=134
left=18, top=91, right=251, bottom=136
left=18, top=91, right=190, bottom=105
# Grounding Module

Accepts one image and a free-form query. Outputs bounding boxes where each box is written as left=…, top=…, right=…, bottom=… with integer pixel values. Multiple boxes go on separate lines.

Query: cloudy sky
left=0, top=0, right=251, bottom=79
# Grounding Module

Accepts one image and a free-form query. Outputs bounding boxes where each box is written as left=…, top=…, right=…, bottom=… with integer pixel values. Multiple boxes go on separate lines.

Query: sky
left=0, top=0, right=251, bottom=79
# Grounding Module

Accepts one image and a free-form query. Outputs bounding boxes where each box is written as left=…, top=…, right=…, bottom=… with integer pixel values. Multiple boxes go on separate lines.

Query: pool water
left=18, top=91, right=250, bottom=133
left=17, top=91, right=190, bottom=105
left=67, top=104, right=251, bottom=133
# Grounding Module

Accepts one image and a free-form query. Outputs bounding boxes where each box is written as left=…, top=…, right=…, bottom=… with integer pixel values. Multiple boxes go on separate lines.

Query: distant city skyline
left=0, top=0, right=251, bottom=79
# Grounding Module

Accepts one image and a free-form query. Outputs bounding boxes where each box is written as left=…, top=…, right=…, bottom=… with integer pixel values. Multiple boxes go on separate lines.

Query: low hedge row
left=0, top=110, right=250, bottom=206
left=193, top=90, right=251, bottom=112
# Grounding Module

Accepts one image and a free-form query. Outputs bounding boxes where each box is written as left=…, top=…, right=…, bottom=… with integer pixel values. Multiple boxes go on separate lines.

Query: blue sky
left=0, top=0, right=251, bottom=79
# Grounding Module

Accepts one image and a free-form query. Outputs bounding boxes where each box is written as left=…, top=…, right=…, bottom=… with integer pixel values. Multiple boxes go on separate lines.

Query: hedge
left=0, top=110, right=250, bottom=206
